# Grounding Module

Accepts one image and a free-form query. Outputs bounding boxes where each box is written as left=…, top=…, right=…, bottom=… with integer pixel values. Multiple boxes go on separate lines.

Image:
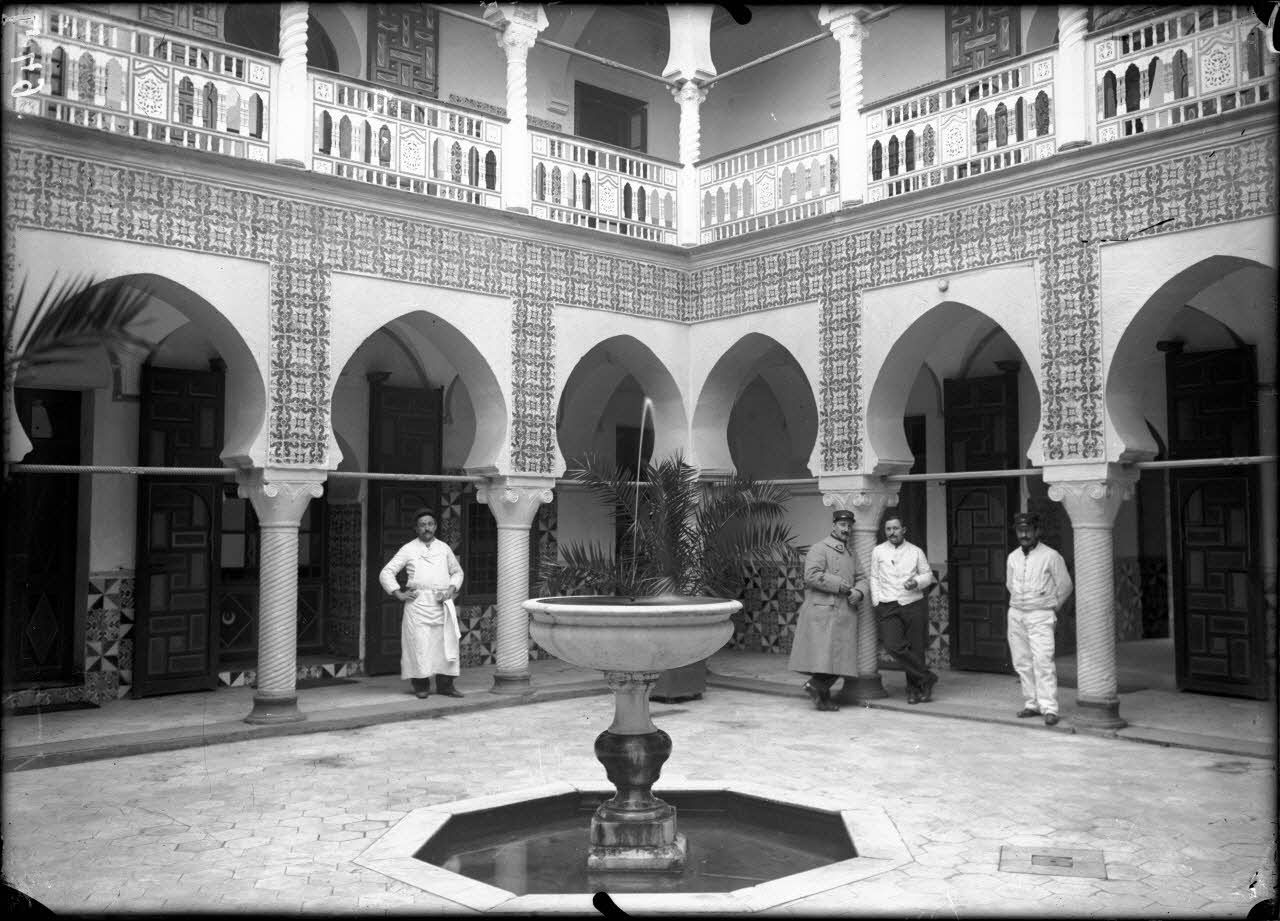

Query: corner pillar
left=671, top=80, right=708, bottom=247
left=1045, top=464, right=1137, bottom=731
left=819, top=6, right=871, bottom=207
left=484, top=3, right=549, bottom=213
left=820, top=475, right=900, bottom=701
left=237, top=467, right=326, bottom=724
left=275, top=1, right=312, bottom=169
left=477, top=477, right=555, bottom=693
left=1055, top=6, right=1092, bottom=151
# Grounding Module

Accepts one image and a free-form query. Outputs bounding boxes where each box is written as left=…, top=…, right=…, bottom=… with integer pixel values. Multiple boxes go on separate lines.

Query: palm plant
left=8, top=273, right=153, bottom=368
left=537, top=451, right=799, bottom=600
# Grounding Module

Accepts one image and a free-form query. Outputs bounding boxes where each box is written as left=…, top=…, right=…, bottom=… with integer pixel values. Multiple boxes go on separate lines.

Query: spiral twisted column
left=275, top=2, right=311, bottom=168
left=671, top=80, right=707, bottom=247
left=1047, top=469, right=1136, bottom=730
left=1055, top=6, right=1092, bottom=151
left=483, top=3, right=548, bottom=213
left=821, top=477, right=900, bottom=702
left=478, top=478, right=555, bottom=693
left=238, top=469, right=326, bottom=724
left=820, top=6, right=870, bottom=206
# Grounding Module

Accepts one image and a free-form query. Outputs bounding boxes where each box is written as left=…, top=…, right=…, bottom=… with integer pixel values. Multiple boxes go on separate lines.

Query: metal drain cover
left=999, top=846, right=1106, bottom=879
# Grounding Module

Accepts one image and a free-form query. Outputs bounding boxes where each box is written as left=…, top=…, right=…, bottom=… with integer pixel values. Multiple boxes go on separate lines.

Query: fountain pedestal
left=589, top=671, right=685, bottom=871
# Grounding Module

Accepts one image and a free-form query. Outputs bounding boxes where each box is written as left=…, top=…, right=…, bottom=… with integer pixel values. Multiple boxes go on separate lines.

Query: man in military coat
left=788, top=508, right=869, bottom=711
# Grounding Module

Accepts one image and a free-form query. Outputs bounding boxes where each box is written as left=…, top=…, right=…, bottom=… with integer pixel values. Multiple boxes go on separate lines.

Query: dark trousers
left=411, top=675, right=458, bottom=693
left=876, top=599, right=932, bottom=691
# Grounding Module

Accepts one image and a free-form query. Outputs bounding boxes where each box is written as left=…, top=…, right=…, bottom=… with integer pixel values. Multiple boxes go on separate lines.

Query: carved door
left=1167, top=346, right=1265, bottom=698
left=134, top=365, right=224, bottom=696
left=364, top=377, right=443, bottom=675
left=3, top=389, right=81, bottom=687
left=945, top=368, right=1021, bottom=672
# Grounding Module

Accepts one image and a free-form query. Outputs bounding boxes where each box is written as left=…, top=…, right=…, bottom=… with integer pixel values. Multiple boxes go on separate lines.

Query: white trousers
left=1007, top=607, right=1058, bottom=715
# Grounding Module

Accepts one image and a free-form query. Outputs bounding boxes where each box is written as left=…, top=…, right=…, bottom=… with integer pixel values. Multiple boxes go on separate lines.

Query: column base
left=1072, top=696, right=1126, bottom=730
left=840, top=197, right=865, bottom=208
left=1057, top=140, right=1093, bottom=152
left=491, top=671, right=532, bottom=694
left=244, top=695, right=305, bottom=724
left=838, top=674, right=886, bottom=703
left=273, top=158, right=308, bottom=169
left=505, top=205, right=530, bottom=214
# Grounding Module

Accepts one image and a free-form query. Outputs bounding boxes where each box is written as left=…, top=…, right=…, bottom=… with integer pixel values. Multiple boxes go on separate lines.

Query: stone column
left=1045, top=465, right=1137, bottom=731
left=275, top=1, right=311, bottom=169
left=1055, top=5, right=1091, bottom=151
left=819, top=6, right=870, bottom=207
left=672, top=80, right=708, bottom=247
left=237, top=468, right=326, bottom=724
left=477, top=477, right=555, bottom=692
left=821, top=476, right=900, bottom=701
left=484, top=3, right=549, bottom=213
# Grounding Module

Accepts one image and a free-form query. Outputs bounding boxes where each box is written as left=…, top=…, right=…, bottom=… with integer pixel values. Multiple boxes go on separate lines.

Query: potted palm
left=535, top=451, right=798, bottom=700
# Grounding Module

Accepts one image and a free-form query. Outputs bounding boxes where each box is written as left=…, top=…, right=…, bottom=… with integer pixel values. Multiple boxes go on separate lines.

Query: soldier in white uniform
left=379, top=508, right=465, bottom=699
left=1005, top=511, right=1073, bottom=726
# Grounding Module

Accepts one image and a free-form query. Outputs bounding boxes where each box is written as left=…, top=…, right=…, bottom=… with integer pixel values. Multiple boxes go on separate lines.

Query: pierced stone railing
left=5, top=5, right=275, bottom=162
left=529, top=130, right=679, bottom=245
left=696, top=119, right=840, bottom=243
left=1090, top=5, right=1277, bottom=144
left=310, top=71, right=503, bottom=207
left=864, top=50, right=1057, bottom=203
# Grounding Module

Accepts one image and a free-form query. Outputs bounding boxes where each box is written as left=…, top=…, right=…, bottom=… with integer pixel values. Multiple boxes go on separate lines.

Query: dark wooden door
left=4, top=389, right=82, bottom=687
left=368, top=4, right=438, bottom=99
left=945, top=367, right=1020, bottom=672
left=1166, top=345, right=1264, bottom=698
left=134, top=365, right=224, bottom=696
left=364, top=376, right=443, bottom=675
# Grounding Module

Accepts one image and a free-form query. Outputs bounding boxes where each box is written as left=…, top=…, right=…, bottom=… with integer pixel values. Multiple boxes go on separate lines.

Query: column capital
left=818, top=475, right=899, bottom=529
left=477, top=476, right=555, bottom=528
left=107, top=338, right=152, bottom=400
left=485, top=2, right=548, bottom=55
left=671, top=79, right=708, bottom=108
left=235, top=467, right=325, bottom=526
left=819, top=5, right=871, bottom=43
left=1044, top=466, right=1137, bottom=530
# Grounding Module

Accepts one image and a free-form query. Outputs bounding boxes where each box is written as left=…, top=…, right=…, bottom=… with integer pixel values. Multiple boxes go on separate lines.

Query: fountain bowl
left=523, top=594, right=740, bottom=673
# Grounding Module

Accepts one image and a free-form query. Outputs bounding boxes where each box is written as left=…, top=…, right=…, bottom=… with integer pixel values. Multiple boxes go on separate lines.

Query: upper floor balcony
left=4, top=3, right=1276, bottom=248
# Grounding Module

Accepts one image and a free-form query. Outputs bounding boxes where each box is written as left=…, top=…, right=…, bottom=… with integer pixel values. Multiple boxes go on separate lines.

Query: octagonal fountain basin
left=355, top=780, right=912, bottom=914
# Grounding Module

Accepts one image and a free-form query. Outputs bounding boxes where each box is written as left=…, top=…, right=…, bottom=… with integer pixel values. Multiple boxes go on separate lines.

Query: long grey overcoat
left=788, top=535, right=869, bottom=675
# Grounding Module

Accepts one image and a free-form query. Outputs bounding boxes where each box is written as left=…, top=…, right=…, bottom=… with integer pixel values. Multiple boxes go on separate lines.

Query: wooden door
left=363, top=376, right=443, bottom=675
left=945, top=367, right=1020, bottom=672
left=4, top=389, right=81, bottom=687
left=1166, top=345, right=1265, bottom=698
left=134, top=365, right=224, bottom=696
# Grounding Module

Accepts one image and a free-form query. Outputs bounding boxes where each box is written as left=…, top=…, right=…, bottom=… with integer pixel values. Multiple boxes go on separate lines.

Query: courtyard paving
left=3, top=687, right=1274, bottom=916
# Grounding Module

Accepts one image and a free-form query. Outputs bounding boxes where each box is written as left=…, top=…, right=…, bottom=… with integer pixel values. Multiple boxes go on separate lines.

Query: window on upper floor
left=575, top=82, right=648, bottom=153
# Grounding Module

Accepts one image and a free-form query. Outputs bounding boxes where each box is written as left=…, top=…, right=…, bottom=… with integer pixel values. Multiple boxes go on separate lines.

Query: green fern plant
left=537, top=451, right=799, bottom=599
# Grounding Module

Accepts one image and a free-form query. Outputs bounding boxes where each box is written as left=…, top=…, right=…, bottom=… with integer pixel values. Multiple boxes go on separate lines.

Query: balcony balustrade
left=1090, top=5, right=1276, bottom=143
left=530, top=130, right=679, bottom=244
left=5, top=5, right=275, bottom=162
left=864, top=51, right=1057, bottom=203
left=696, top=119, right=840, bottom=243
left=5, top=5, right=1275, bottom=242
left=311, top=71, right=503, bottom=208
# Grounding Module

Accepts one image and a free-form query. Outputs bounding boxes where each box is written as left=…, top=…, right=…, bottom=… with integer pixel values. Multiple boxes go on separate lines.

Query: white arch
left=328, top=273, right=510, bottom=474
left=862, top=262, right=1044, bottom=471
left=1100, top=218, right=1278, bottom=461
left=9, top=229, right=269, bottom=465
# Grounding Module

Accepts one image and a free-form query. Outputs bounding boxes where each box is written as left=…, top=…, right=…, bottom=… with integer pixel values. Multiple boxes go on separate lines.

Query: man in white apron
left=379, top=508, right=465, bottom=699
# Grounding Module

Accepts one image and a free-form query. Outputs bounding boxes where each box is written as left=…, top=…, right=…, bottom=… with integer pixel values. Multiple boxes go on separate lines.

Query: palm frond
left=9, top=273, right=154, bottom=369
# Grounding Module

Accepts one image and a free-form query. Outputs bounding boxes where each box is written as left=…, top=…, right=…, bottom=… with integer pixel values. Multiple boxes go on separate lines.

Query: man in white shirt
left=869, top=514, right=937, bottom=704
left=379, top=508, right=465, bottom=700
left=1005, top=511, right=1073, bottom=726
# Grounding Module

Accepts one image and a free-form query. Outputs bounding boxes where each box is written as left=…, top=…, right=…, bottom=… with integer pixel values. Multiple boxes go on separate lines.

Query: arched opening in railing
left=994, top=103, right=1008, bottom=147
left=1124, top=63, right=1141, bottom=112
left=203, top=82, right=218, bottom=129
left=871, top=139, right=883, bottom=180
left=178, top=76, right=195, bottom=124
left=378, top=126, right=391, bottom=167
left=1171, top=50, right=1189, bottom=99
left=77, top=51, right=94, bottom=101
left=888, top=135, right=900, bottom=175
left=1034, top=91, right=1049, bottom=136
left=484, top=151, right=497, bottom=190
left=975, top=109, right=989, bottom=152
left=905, top=130, right=915, bottom=172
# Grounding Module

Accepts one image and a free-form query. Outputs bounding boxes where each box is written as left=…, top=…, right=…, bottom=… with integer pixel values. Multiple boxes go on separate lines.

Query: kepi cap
left=1012, top=511, right=1040, bottom=528
left=832, top=509, right=856, bottom=524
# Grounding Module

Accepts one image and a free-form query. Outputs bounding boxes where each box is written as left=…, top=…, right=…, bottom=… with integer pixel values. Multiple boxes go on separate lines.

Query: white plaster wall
left=687, top=301, right=821, bottom=473
left=553, top=482, right=618, bottom=563
left=12, top=229, right=271, bottom=467
left=861, top=262, right=1044, bottom=471
left=327, top=273, right=511, bottom=473
left=88, top=393, right=140, bottom=572
left=437, top=12, right=507, bottom=117
left=317, top=4, right=367, bottom=79
left=554, top=306, right=691, bottom=473
left=1098, top=217, right=1278, bottom=462
left=862, top=6, right=947, bottom=106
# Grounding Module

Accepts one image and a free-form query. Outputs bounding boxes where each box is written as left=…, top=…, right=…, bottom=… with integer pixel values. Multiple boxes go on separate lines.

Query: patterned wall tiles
left=325, top=504, right=363, bottom=659
left=269, top=263, right=332, bottom=465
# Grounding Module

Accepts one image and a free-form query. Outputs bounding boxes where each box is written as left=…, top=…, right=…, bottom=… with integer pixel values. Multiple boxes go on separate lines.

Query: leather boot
left=436, top=675, right=465, bottom=698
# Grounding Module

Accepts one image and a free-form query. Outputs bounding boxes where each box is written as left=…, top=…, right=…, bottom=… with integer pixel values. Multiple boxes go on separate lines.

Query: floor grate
left=998, top=846, right=1107, bottom=879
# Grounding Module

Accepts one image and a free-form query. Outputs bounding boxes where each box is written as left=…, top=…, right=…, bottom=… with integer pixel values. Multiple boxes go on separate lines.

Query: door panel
left=944, top=369, right=1020, bottom=673
left=4, top=389, right=82, bottom=686
left=134, top=481, right=219, bottom=695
